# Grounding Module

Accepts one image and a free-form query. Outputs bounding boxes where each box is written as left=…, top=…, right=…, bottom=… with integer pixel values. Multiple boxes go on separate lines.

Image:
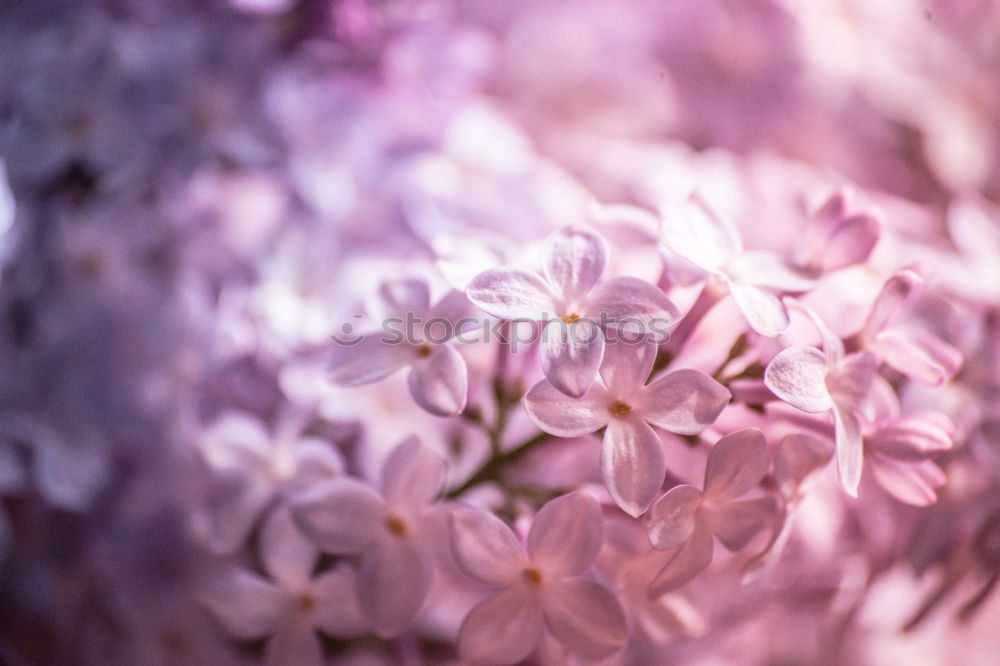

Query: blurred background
left=1, top=0, right=999, bottom=664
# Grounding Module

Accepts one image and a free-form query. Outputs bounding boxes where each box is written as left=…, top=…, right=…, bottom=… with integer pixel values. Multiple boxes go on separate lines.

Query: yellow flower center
left=562, top=312, right=581, bottom=324
left=608, top=400, right=632, bottom=418
left=523, top=567, right=544, bottom=585
left=385, top=514, right=409, bottom=537
left=416, top=344, right=434, bottom=358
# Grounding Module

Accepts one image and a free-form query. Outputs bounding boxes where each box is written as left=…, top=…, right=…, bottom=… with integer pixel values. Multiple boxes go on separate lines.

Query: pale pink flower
left=865, top=388, right=954, bottom=506
left=196, top=409, right=344, bottom=553
left=647, top=429, right=776, bottom=596
left=796, top=188, right=881, bottom=275
left=449, top=493, right=627, bottom=664
left=328, top=279, right=470, bottom=416
left=855, top=266, right=964, bottom=386
left=764, top=308, right=878, bottom=496
left=658, top=193, right=816, bottom=336
left=201, top=507, right=366, bottom=666
left=290, top=436, right=445, bottom=636
left=467, top=225, right=679, bottom=397
left=523, top=339, right=731, bottom=517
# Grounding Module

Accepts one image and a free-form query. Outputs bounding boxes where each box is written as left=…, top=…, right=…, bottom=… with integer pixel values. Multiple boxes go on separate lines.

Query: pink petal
left=260, top=506, right=319, bottom=588
left=602, top=418, right=666, bottom=517
left=726, top=251, right=818, bottom=291
left=703, top=497, right=777, bottom=551
left=466, top=267, right=558, bottom=320
left=457, top=584, right=543, bottom=665
left=328, top=333, right=410, bottom=386
left=703, top=428, right=770, bottom=499
left=523, top=380, right=610, bottom=437
left=200, top=483, right=273, bottom=554
left=199, top=411, right=271, bottom=472
left=586, top=276, right=681, bottom=334
left=449, top=508, right=527, bottom=586
left=868, top=411, right=954, bottom=461
left=375, top=278, right=430, bottom=320
left=726, top=280, right=790, bottom=336
left=863, top=268, right=924, bottom=336
left=539, top=319, right=605, bottom=397
left=312, top=567, right=368, bottom=638
left=820, top=213, right=880, bottom=271
left=599, top=338, right=657, bottom=398
left=543, top=580, right=628, bottom=660
left=381, top=436, right=446, bottom=508
left=648, top=522, right=714, bottom=597
left=426, top=289, right=475, bottom=327
left=528, top=492, right=603, bottom=576
left=264, top=625, right=323, bottom=666
left=201, top=569, right=287, bottom=640
left=357, top=537, right=431, bottom=637
left=647, top=485, right=703, bottom=550
left=407, top=344, right=468, bottom=416
left=636, top=369, right=730, bottom=435
left=290, top=479, right=384, bottom=554
left=658, top=194, right=742, bottom=273
left=286, top=439, right=344, bottom=497
left=870, top=456, right=943, bottom=506
left=833, top=404, right=864, bottom=497
left=827, top=351, right=879, bottom=408
left=764, top=346, right=833, bottom=413
left=542, top=225, right=608, bottom=304
left=873, top=327, right=964, bottom=386
left=774, top=433, right=833, bottom=496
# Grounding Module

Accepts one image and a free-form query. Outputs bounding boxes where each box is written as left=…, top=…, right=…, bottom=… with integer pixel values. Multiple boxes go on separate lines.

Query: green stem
left=446, top=431, right=550, bottom=499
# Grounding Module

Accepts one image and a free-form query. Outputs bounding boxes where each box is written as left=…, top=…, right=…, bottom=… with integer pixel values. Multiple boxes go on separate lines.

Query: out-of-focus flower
left=658, top=193, right=817, bottom=336
left=524, top=338, right=730, bottom=516
left=468, top=225, right=679, bottom=397
left=202, top=507, right=366, bottom=666
left=647, top=429, right=776, bottom=596
left=328, top=279, right=471, bottom=416
left=449, top=492, right=627, bottom=664
left=796, top=188, right=881, bottom=275
left=764, top=308, right=878, bottom=495
left=291, top=436, right=445, bottom=636
left=195, top=409, right=344, bottom=554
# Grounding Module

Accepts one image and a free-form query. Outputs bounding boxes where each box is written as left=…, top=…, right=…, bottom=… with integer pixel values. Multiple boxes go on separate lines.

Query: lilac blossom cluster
left=2, top=0, right=1000, bottom=665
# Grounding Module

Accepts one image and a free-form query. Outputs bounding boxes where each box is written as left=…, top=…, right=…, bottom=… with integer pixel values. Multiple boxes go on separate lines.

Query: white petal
left=658, top=194, right=742, bottom=273
left=599, top=338, right=658, bottom=398
left=381, top=436, right=447, bottom=509
left=764, top=346, right=833, bottom=413
left=457, top=585, right=544, bottom=665
left=407, top=344, right=468, bottom=416
left=727, top=281, right=790, bottom=336
left=523, top=380, right=610, bottom=437
left=543, top=580, right=628, bottom=660
left=542, top=225, right=608, bottom=304
left=449, top=508, right=527, bottom=586
left=357, top=538, right=432, bottom=637
left=647, top=485, right=703, bottom=550
left=636, top=369, right=730, bottom=435
left=586, top=276, right=681, bottom=334
left=291, top=479, right=385, bottom=554
left=328, top=333, right=410, bottom=386
left=602, top=418, right=666, bottom=517
left=703, top=497, right=777, bottom=551
left=528, top=493, right=603, bottom=576
left=466, top=267, right=558, bottom=320
left=726, top=251, right=818, bottom=291
left=539, top=319, right=604, bottom=397
left=374, top=278, right=430, bottom=320
left=833, top=404, right=864, bottom=497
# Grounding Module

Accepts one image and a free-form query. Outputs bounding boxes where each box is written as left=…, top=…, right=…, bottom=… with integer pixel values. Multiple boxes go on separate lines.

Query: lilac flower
left=290, top=436, right=445, bottom=636
left=196, top=409, right=344, bottom=553
left=202, top=507, right=366, bottom=666
left=449, top=493, right=627, bottom=664
left=796, top=188, right=881, bottom=275
left=467, top=225, right=680, bottom=397
left=855, top=267, right=964, bottom=386
left=658, top=194, right=816, bottom=336
left=647, top=429, right=776, bottom=596
left=328, top=279, right=470, bottom=416
left=524, top=339, right=731, bottom=517
left=866, top=407, right=954, bottom=506
left=764, top=309, right=878, bottom=496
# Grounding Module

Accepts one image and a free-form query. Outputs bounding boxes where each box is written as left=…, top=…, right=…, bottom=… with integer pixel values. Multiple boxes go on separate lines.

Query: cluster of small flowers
left=1, top=0, right=1000, bottom=665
